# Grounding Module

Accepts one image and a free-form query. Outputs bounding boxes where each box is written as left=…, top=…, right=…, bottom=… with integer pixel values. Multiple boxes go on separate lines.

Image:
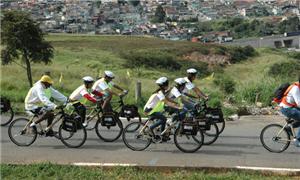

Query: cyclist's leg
left=281, top=107, right=300, bottom=145
left=32, top=108, right=52, bottom=124
left=73, top=102, right=86, bottom=123
left=149, top=112, right=167, bottom=132
left=102, top=94, right=113, bottom=112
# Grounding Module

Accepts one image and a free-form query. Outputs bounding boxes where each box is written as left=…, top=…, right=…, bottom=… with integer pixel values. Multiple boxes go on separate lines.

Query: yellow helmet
left=40, top=75, right=53, bottom=84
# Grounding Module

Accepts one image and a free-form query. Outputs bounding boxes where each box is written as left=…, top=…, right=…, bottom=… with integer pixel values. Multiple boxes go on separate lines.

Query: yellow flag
left=59, top=73, right=63, bottom=84
left=204, top=72, right=214, bottom=81
left=127, top=69, right=130, bottom=78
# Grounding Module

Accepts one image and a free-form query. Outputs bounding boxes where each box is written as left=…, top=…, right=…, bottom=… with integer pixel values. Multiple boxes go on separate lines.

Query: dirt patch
left=183, top=51, right=230, bottom=66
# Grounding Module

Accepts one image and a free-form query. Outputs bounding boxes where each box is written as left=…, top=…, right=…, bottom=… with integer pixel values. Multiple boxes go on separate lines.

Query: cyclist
left=144, top=77, right=182, bottom=140
left=26, top=75, right=67, bottom=136
left=69, top=76, right=100, bottom=126
left=280, top=75, right=300, bottom=147
left=92, top=71, right=127, bottom=112
left=167, top=78, right=188, bottom=121
left=182, top=68, right=208, bottom=110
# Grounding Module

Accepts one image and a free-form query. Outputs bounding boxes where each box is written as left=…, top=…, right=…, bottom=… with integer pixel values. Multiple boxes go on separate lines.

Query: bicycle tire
left=8, top=118, right=37, bottom=146
left=216, top=120, right=225, bottom=135
left=122, top=121, right=151, bottom=151
left=173, top=126, right=203, bottom=153
left=203, top=122, right=219, bottom=145
left=1, top=108, right=14, bottom=126
left=59, top=123, right=87, bottom=148
left=260, top=124, right=290, bottom=153
left=95, top=116, right=123, bottom=142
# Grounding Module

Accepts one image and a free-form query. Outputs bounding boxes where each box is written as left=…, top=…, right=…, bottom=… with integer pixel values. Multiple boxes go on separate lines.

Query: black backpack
left=273, top=83, right=290, bottom=104
left=0, top=97, right=11, bottom=112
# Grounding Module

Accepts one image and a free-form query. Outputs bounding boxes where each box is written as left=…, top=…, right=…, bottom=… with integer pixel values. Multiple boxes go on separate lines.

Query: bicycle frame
left=276, top=122, right=297, bottom=142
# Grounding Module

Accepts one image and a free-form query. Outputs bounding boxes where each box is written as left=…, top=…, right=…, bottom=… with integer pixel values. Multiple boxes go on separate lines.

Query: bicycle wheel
left=203, top=122, right=219, bottom=145
left=122, top=122, right=151, bottom=151
left=59, top=123, right=87, bottom=148
left=8, top=118, right=37, bottom=146
left=260, top=124, right=290, bottom=153
left=216, top=121, right=225, bottom=135
left=95, top=117, right=123, bottom=142
left=1, top=108, right=14, bottom=126
left=85, top=115, right=97, bottom=131
left=174, top=126, right=203, bottom=153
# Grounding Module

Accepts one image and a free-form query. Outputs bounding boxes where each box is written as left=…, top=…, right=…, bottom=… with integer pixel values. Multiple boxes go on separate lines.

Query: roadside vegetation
left=0, top=163, right=297, bottom=180
left=1, top=35, right=299, bottom=116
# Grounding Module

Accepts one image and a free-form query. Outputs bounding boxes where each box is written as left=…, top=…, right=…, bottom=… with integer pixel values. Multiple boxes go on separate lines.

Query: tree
left=1, top=10, right=53, bottom=87
left=279, top=16, right=300, bottom=33
left=153, top=5, right=166, bottom=23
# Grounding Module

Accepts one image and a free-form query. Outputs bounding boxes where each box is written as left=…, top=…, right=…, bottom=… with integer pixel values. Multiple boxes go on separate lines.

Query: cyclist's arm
left=193, top=87, right=208, bottom=99
left=163, top=99, right=181, bottom=109
left=184, top=92, right=198, bottom=99
left=113, top=84, right=125, bottom=92
left=50, top=87, right=67, bottom=103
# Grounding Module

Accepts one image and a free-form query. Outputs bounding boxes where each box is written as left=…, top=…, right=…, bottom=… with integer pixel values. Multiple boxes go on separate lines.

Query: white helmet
left=174, top=78, right=186, bottom=86
left=82, top=76, right=94, bottom=83
left=104, top=70, right=115, bottom=78
left=155, top=77, right=168, bottom=86
left=187, top=68, right=197, bottom=74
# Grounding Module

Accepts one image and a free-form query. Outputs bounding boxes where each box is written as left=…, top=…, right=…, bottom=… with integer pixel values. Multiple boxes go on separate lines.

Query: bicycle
left=260, top=117, right=300, bottom=153
left=1, top=97, right=14, bottom=126
left=83, top=100, right=123, bottom=142
left=196, top=99, right=225, bottom=135
left=122, top=111, right=204, bottom=153
left=189, top=100, right=221, bottom=145
left=8, top=105, right=87, bottom=148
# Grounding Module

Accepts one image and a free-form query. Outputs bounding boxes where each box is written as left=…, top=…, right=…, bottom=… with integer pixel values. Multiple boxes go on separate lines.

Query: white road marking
left=73, top=162, right=137, bottom=167
left=236, top=166, right=300, bottom=172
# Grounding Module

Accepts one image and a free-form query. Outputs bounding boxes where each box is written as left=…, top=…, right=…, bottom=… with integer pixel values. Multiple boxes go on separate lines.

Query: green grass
left=0, top=163, right=297, bottom=180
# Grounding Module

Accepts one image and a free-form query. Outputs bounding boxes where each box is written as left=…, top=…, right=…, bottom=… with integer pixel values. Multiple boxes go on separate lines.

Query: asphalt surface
left=1, top=115, right=299, bottom=169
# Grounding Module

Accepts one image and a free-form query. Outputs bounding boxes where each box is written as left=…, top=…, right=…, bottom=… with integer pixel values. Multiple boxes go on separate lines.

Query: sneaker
left=162, top=135, right=171, bottom=142
left=82, top=122, right=88, bottom=127
left=45, top=129, right=55, bottom=137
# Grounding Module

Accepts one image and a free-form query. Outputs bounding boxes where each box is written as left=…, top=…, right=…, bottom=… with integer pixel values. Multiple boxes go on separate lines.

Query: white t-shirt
left=183, top=77, right=195, bottom=94
left=144, top=91, right=165, bottom=110
left=92, top=78, right=114, bottom=92
left=69, top=85, right=89, bottom=101
left=168, top=87, right=182, bottom=100
left=280, top=84, right=300, bottom=108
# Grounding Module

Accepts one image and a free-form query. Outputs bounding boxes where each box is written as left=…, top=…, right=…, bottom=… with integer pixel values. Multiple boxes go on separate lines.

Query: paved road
left=1, top=115, right=299, bottom=169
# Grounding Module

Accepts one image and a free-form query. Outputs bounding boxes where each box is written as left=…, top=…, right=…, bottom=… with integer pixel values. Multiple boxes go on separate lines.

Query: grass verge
left=0, top=163, right=298, bottom=180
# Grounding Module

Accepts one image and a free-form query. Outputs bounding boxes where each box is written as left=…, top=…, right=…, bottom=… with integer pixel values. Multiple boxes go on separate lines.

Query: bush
left=122, top=50, right=181, bottom=71
left=228, top=46, right=256, bottom=63
left=288, top=52, right=300, bottom=60
left=268, top=61, right=300, bottom=78
left=234, top=79, right=278, bottom=106
left=214, top=75, right=236, bottom=94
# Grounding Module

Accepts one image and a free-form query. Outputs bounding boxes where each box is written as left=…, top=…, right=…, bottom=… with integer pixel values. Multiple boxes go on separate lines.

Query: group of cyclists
left=25, top=70, right=126, bottom=137
left=21, top=66, right=300, bottom=148
left=23, top=68, right=208, bottom=139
